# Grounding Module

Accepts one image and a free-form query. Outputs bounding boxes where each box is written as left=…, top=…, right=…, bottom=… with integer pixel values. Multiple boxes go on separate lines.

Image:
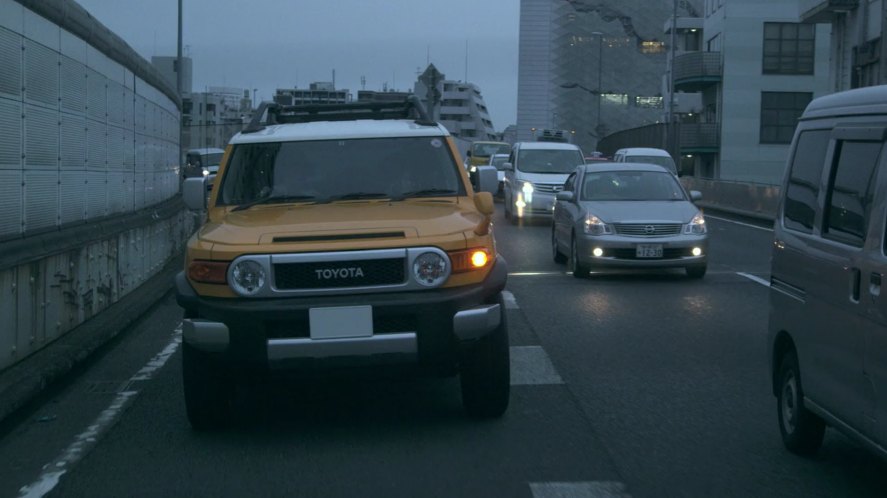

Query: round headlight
left=230, top=260, right=266, bottom=296
left=412, top=252, right=449, bottom=287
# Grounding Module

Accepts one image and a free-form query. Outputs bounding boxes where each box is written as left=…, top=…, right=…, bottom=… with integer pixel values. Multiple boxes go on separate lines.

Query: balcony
left=680, top=123, right=720, bottom=154
left=799, top=0, right=859, bottom=23
left=673, top=52, right=722, bottom=92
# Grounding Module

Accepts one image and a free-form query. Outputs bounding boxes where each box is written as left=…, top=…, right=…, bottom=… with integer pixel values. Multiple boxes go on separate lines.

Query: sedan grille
left=274, top=258, right=405, bottom=290
left=533, top=183, right=564, bottom=194
left=613, top=224, right=683, bottom=237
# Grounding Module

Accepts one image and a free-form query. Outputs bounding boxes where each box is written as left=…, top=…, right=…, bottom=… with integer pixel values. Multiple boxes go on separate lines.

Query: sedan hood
left=581, top=200, right=699, bottom=224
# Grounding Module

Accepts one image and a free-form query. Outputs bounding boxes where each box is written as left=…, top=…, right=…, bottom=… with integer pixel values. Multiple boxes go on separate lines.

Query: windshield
left=626, top=155, right=677, bottom=174
left=219, top=137, right=464, bottom=206
left=472, top=143, right=511, bottom=157
left=490, top=155, right=509, bottom=170
left=517, top=149, right=584, bottom=174
left=581, top=170, right=686, bottom=201
left=203, top=153, right=224, bottom=167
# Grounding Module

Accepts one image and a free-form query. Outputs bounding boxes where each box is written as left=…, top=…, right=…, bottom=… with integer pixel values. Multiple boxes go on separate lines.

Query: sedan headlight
left=684, top=212, right=706, bottom=235
left=412, top=252, right=450, bottom=287
left=584, top=214, right=613, bottom=235
left=202, top=168, right=210, bottom=176
left=230, top=260, right=267, bottom=296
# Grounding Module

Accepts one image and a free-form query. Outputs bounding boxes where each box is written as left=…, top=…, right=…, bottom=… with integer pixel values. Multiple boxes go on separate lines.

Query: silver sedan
left=551, top=163, right=708, bottom=278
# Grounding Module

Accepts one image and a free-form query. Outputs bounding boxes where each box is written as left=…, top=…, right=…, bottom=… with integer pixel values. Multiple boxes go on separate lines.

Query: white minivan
left=613, top=147, right=678, bottom=176
left=769, top=84, right=887, bottom=459
left=502, top=141, right=585, bottom=224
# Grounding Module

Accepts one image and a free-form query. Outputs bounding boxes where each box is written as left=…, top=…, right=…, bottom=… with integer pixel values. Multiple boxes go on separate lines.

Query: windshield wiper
left=396, top=188, right=458, bottom=199
left=328, top=192, right=392, bottom=202
left=231, top=195, right=316, bottom=212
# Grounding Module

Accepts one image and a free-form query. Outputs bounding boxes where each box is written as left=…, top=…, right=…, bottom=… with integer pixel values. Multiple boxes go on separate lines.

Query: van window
left=783, top=130, right=829, bottom=233
left=823, top=141, right=883, bottom=247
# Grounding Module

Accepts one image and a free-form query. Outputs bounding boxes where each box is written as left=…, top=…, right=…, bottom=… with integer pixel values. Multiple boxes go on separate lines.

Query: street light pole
left=592, top=31, right=603, bottom=145
left=177, top=0, right=183, bottom=168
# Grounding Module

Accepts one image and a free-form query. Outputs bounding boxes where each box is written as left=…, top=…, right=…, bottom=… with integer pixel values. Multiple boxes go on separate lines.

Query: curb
left=0, top=256, right=183, bottom=426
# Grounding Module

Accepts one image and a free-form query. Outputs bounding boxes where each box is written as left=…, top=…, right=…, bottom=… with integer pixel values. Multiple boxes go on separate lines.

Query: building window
left=601, top=93, right=629, bottom=106
left=636, top=96, right=664, bottom=109
left=763, top=23, right=815, bottom=75
left=760, top=92, right=812, bottom=144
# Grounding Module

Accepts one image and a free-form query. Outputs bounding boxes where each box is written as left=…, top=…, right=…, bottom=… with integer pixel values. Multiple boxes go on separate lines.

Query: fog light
left=692, top=247, right=702, bottom=257
left=593, top=247, right=604, bottom=257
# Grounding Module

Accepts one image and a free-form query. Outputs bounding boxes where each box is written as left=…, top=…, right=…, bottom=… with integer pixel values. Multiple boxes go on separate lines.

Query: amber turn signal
left=449, top=248, right=491, bottom=273
left=188, top=260, right=229, bottom=284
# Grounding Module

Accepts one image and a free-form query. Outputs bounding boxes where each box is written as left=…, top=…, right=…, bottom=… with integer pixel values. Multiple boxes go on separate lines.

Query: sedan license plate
left=636, top=244, right=663, bottom=258
left=309, top=305, right=373, bottom=339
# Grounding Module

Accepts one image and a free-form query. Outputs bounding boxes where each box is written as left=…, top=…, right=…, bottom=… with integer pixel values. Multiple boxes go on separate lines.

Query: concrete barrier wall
left=681, top=176, right=781, bottom=221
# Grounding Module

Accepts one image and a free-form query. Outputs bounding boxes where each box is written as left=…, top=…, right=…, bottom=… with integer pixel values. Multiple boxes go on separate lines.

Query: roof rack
left=242, top=95, right=435, bottom=133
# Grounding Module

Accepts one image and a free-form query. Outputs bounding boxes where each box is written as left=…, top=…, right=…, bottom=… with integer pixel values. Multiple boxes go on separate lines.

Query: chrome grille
left=533, top=183, right=564, bottom=194
left=613, top=224, right=683, bottom=237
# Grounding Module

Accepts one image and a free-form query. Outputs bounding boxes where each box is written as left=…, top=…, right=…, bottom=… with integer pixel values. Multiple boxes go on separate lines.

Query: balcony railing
left=673, top=52, right=722, bottom=92
left=680, top=123, right=720, bottom=152
left=799, top=0, right=859, bottom=23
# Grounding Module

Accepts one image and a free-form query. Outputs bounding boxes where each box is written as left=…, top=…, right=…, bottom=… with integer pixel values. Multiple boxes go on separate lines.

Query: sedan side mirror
left=690, top=190, right=702, bottom=202
left=556, top=191, right=574, bottom=202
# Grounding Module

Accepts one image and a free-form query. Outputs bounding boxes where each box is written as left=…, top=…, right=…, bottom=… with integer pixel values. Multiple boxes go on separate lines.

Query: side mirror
left=475, top=166, right=498, bottom=194
left=183, top=177, right=209, bottom=210
left=556, top=191, right=574, bottom=202
left=690, top=190, right=702, bottom=202
left=502, top=162, right=514, bottom=171
left=473, top=192, right=494, bottom=236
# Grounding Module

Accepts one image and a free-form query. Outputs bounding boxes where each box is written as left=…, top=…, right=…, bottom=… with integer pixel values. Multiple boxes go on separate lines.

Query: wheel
left=686, top=265, right=707, bottom=279
left=777, top=350, right=825, bottom=455
left=552, top=227, right=567, bottom=264
left=460, top=295, right=510, bottom=418
left=182, top=342, right=233, bottom=430
left=570, top=236, right=590, bottom=278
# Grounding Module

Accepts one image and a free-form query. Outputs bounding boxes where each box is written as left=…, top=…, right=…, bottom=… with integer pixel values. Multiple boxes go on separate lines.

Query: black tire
left=504, top=193, right=512, bottom=221
left=552, top=227, right=567, bottom=264
left=777, top=350, right=825, bottom=455
left=570, top=236, right=590, bottom=278
left=182, top=342, right=233, bottom=431
left=686, top=265, right=707, bottom=279
left=460, top=296, right=510, bottom=418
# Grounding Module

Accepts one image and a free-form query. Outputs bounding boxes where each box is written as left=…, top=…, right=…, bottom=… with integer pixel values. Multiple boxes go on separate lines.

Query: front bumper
left=575, top=234, right=708, bottom=268
left=176, top=256, right=508, bottom=370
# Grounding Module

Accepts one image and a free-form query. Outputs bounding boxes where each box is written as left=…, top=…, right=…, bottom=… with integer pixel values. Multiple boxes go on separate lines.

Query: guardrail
left=681, top=177, right=780, bottom=221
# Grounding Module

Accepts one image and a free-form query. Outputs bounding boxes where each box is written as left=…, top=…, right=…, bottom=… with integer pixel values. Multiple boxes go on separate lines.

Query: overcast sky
left=75, top=0, right=521, bottom=129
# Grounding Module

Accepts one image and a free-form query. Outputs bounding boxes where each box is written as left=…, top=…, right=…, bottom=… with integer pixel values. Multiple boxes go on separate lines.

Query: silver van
left=769, top=85, right=887, bottom=459
left=502, top=141, right=585, bottom=224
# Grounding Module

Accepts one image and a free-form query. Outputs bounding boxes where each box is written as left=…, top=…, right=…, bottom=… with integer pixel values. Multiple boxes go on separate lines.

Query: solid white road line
left=509, top=271, right=567, bottom=277
left=502, top=290, right=519, bottom=309
left=706, top=214, right=774, bottom=232
left=510, top=346, right=564, bottom=386
left=736, top=272, right=771, bottom=288
left=19, top=325, right=183, bottom=498
left=530, top=481, right=630, bottom=498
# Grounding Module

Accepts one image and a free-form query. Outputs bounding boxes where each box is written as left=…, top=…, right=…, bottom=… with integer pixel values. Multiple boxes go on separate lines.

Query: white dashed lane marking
left=706, top=214, right=774, bottom=232
left=19, top=325, right=183, bottom=498
left=502, top=290, right=519, bottom=309
left=510, top=346, right=564, bottom=386
left=736, top=272, right=770, bottom=288
left=530, top=481, right=630, bottom=498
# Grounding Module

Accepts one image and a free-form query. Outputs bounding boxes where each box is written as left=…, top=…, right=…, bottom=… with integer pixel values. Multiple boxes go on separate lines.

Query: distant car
left=502, top=141, right=585, bottom=224
left=613, top=147, right=678, bottom=176
left=487, top=153, right=509, bottom=196
left=466, top=141, right=511, bottom=169
left=183, top=148, right=225, bottom=179
left=551, top=162, right=707, bottom=278
left=584, top=156, right=610, bottom=163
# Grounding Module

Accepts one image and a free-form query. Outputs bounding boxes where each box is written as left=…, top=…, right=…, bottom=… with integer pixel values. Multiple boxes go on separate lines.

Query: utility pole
left=177, top=0, right=183, bottom=167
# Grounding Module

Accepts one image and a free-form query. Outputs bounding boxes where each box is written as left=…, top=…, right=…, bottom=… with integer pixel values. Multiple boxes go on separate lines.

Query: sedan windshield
left=517, top=149, right=584, bottom=174
left=626, top=155, right=677, bottom=174
left=581, top=170, right=686, bottom=201
left=472, top=142, right=511, bottom=157
left=218, top=137, right=464, bottom=206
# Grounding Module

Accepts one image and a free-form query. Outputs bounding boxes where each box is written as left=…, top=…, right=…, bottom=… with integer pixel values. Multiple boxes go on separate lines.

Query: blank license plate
left=309, top=306, right=373, bottom=339
left=636, top=244, right=663, bottom=258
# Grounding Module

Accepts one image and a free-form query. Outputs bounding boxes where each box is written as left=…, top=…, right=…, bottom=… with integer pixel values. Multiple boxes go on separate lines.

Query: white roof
left=616, top=147, right=671, bottom=156
left=187, top=147, right=226, bottom=154
left=516, top=141, right=581, bottom=150
left=230, top=120, right=450, bottom=144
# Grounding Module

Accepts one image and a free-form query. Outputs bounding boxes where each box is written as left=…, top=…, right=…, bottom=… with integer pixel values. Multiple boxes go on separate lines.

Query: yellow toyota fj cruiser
left=177, top=97, right=509, bottom=429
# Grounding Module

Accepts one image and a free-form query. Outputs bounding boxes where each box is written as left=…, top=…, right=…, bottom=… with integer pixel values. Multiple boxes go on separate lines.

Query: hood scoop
left=272, top=231, right=406, bottom=243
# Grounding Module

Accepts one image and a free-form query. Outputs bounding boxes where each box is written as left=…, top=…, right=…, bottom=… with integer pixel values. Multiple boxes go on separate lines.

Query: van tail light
left=188, top=260, right=229, bottom=284
left=449, top=248, right=491, bottom=273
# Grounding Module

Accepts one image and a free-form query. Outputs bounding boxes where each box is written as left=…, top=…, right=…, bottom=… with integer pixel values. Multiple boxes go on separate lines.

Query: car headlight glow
left=412, top=252, right=449, bottom=287
left=684, top=212, right=706, bottom=234
left=202, top=168, right=210, bottom=176
left=584, top=214, right=613, bottom=235
left=521, top=182, right=534, bottom=203
left=230, top=260, right=267, bottom=296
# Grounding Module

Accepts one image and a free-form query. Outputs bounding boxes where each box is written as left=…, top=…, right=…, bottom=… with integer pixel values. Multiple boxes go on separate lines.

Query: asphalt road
left=1, top=206, right=886, bottom=498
